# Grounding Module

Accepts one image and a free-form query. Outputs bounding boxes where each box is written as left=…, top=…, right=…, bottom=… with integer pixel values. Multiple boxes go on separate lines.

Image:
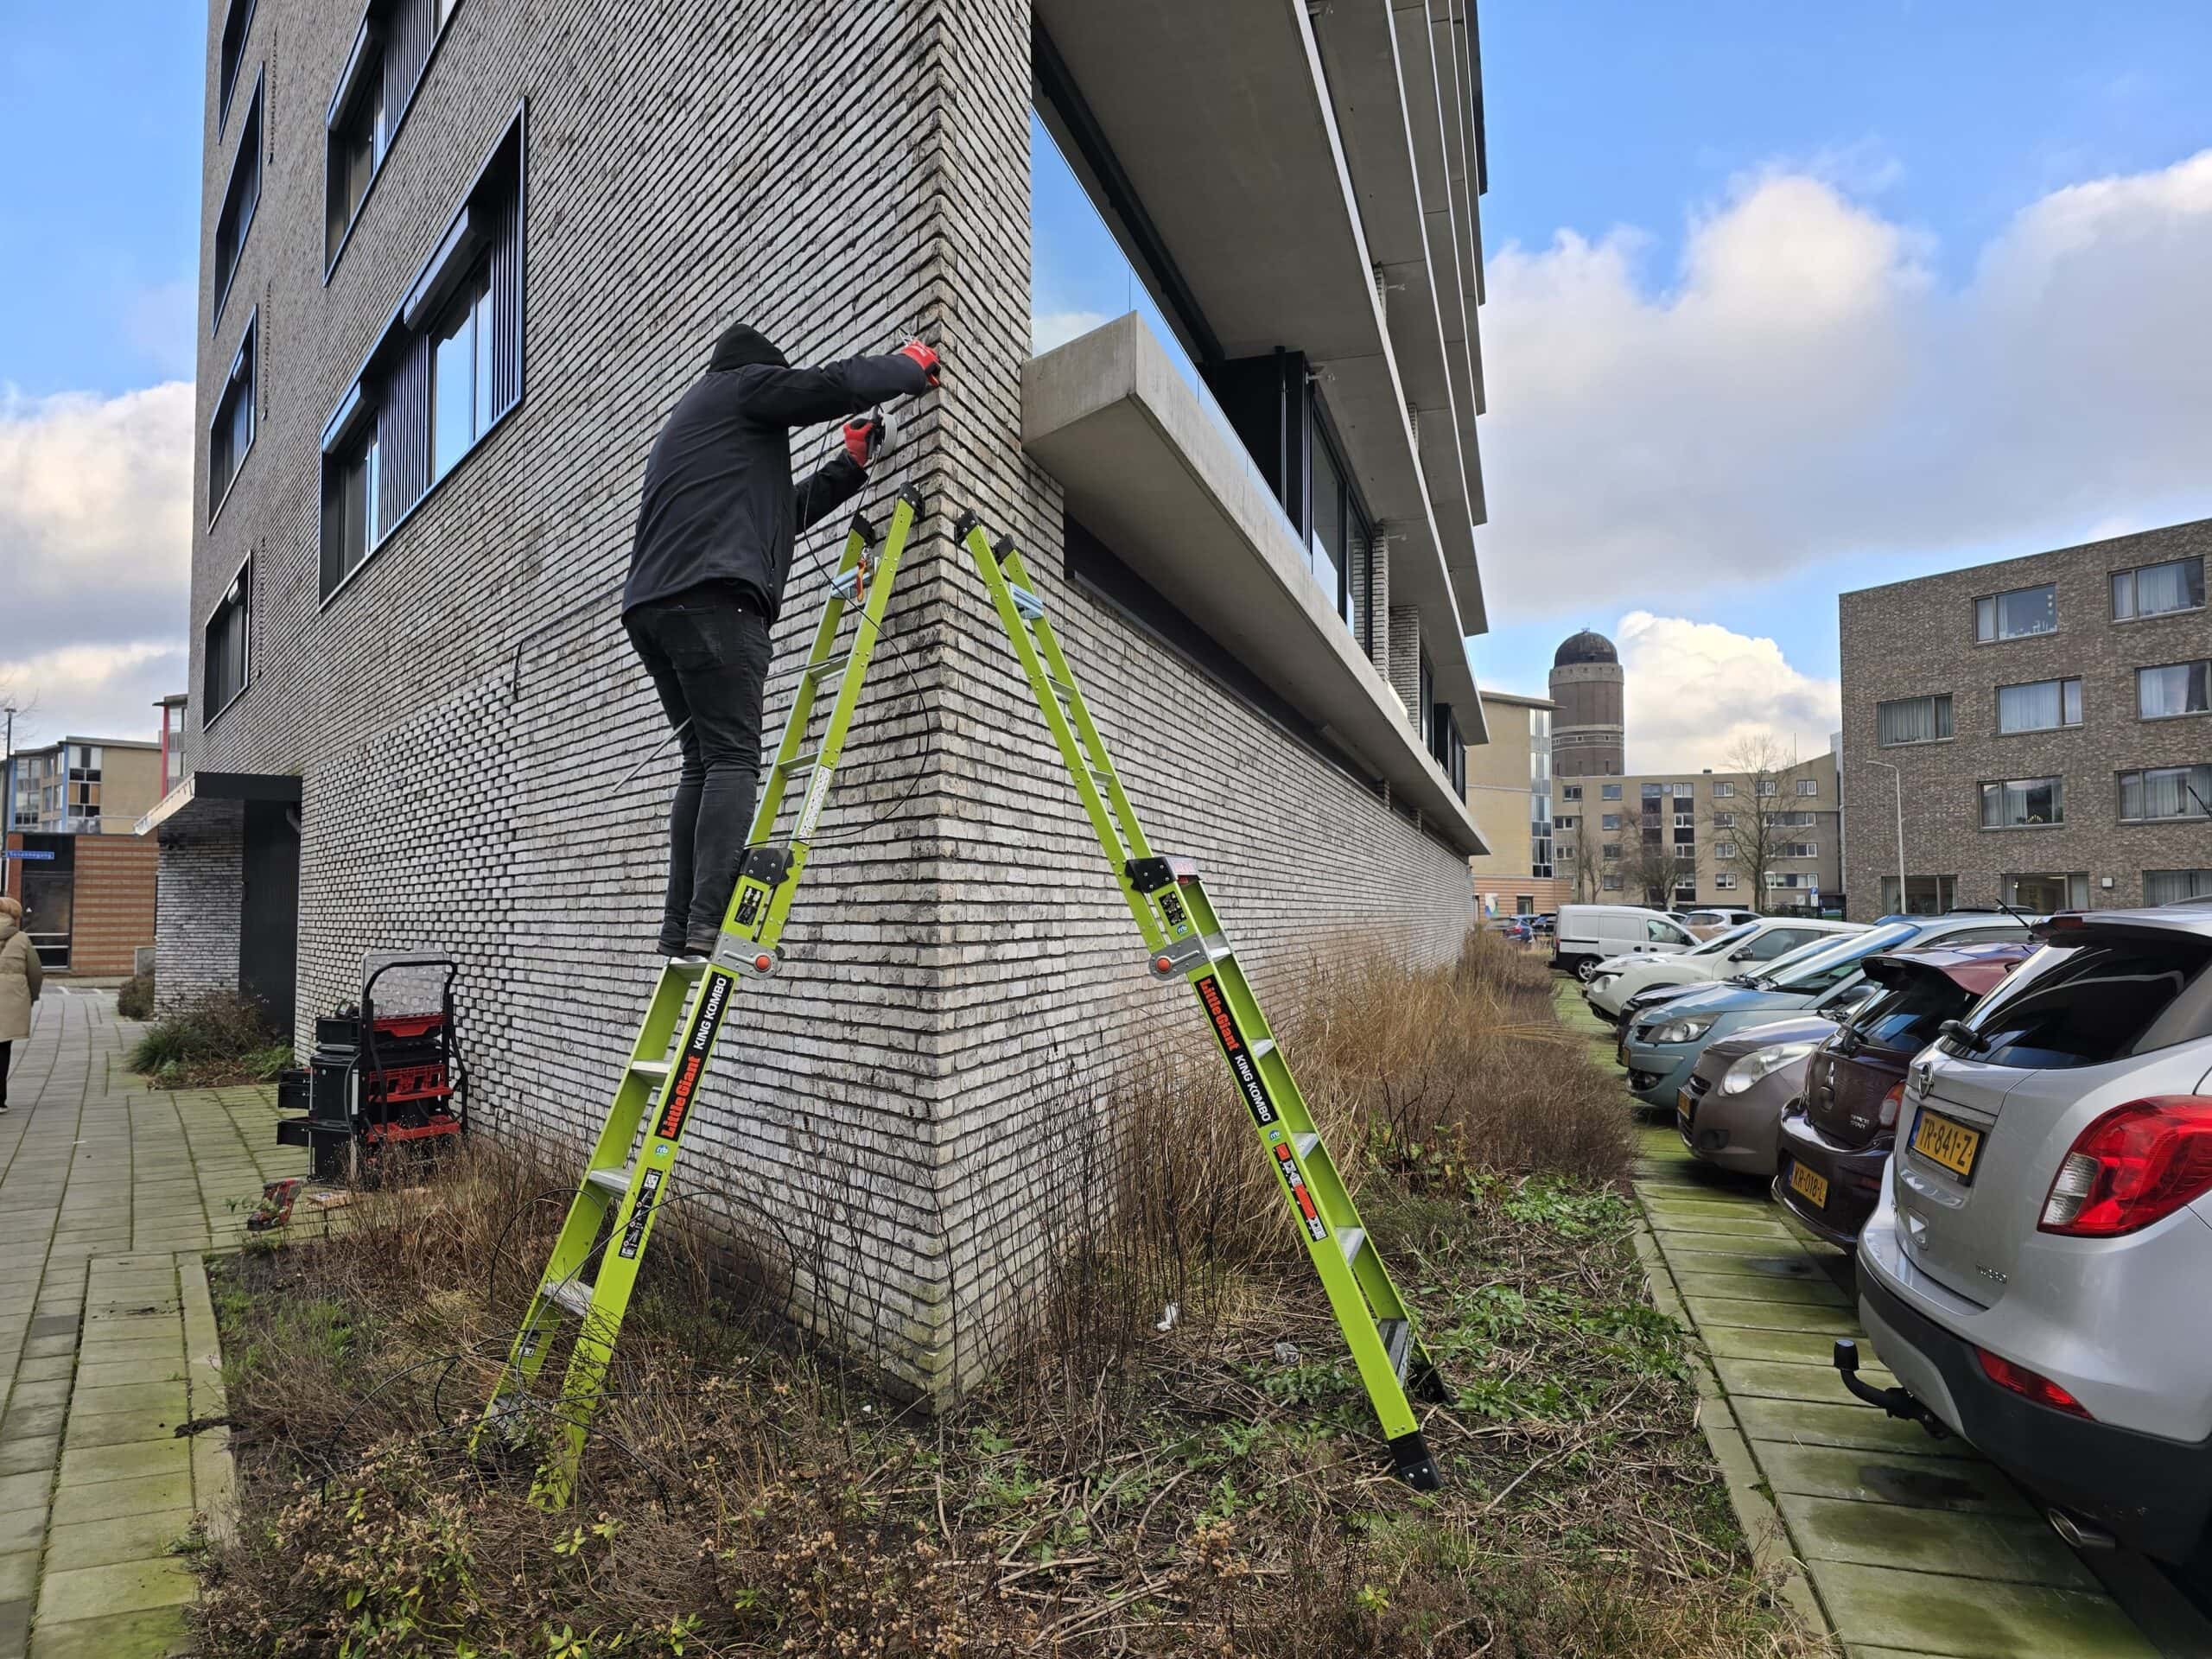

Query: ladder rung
left=807, top=650, right=854, bottom=681
left=1203, top=932, right=1234, bottom=962
left=1294, top=1131, right=1319, bottom=1160
left=629, top=1059, right=671, bottom=1081
left=1338, top=1227, right=1367, bottom=1265
left=541, top=1279, right=594, bottom=1319
left=1252, top=1038, right=1276, bottom=1059
left=1379, top=1317, right=1413, bottom=1382
left=1048, top=676, right=1077, bottom=702
left=666, top=956, right=709, bottom=976
left=585, top=1166, right=634, bottom=1199
left=1007, top=582, right=1046, bottom=619
left=785, top=747, right=822, bottom=773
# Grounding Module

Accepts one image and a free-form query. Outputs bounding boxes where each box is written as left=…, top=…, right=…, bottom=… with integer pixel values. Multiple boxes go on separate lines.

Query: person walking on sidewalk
left=0, top=896, right=43, bottom=1113
left=623, top=321, right=939, bottom=962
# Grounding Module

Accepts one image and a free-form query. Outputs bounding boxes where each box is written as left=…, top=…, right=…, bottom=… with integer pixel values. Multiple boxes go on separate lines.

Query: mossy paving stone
left=1755, top=1443, right=2026, bottom=1514
left=1734, top=1396, right=1954, bottom=1454
left=1683, top=1294, right=1859, bottom=1335
left=1700, top=1323, right=1871, bottom=1363
left=1655, top=1227, right=1816, bottom=1256
left=25, top=1603, right=193, bottom=1659
left=41, top=1509, right=195, bottom=1575
left=1674, top=1269, right=1851, bottom=1306
left=1780, top=1492, right=2097, bottom=1587
left=35, top=1554, right=194, bottom=1626
left=1669, top=1247, right=1829, bottom=1279
left=1716, top=1355, right=1898, bottom=1404
left=1812, top=1560, right=2157, bottom=1657
left=1646, top=1211, right=1796, bottom=1238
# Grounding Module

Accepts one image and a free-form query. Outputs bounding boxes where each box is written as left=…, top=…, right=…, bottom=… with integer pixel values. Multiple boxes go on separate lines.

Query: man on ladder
left=622, top=321, right=940, bottom=963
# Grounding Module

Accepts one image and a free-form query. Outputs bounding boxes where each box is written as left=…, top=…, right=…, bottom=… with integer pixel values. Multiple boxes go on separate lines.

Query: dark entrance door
left=19, top=835, right=74, bottom=969
left=239, top=800, right=301, bottom=1033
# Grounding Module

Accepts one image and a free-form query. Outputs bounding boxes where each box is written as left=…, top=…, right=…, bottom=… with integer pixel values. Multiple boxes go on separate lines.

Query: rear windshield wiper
left=1936, top=1018, right=1988, bottom=1055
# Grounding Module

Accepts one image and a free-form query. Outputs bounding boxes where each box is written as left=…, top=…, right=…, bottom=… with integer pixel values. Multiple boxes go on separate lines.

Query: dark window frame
left=203, top=554, right=253, bottom=729
left=212, top=67, right=264, bottom=331
left=1307, top=394, right=1376, bottom=649
left=2137, top=659, right=2212, bottom=722
left=2111, top=555, right=2207, bottom=623
left=320, top=102, right=528, bottom=607
left=1979, top=775, right=2065, bottom=830
left=1974, top=581, right=2059, bottom=643
left=216, top=0, right=258, bottom=134
left=1994, top=676, right=2083, bottom=734
left=207, top=310, right=257, bottom=526
left=2117, top=765, right=2212, bottom=825
left=323, top=0, right=469, bottom=281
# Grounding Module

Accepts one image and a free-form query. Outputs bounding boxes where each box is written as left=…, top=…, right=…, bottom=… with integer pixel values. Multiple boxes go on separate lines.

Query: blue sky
left=6, top=5, right=2212, bottom=762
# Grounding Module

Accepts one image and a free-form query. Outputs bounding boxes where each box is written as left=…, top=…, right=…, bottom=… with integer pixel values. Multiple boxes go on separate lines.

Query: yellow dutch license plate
left=1618, top=1038, right=1631, bottom=1068
left=1676, top=1088, right=1694, bottom=1128
left=1911, top=1108, right=1984, bottom=1182
left=1787, top=1160, right=1830, bottom=1210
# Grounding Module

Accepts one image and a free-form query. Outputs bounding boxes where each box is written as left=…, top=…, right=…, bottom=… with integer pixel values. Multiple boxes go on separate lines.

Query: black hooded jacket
left=623, top=324, right=930, bottom=621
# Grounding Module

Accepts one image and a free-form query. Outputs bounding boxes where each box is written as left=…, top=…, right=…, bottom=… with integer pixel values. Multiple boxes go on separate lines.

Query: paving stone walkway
left=1552, top=984, right=2164, bottom=1659
left=0, top=991, right=299, bottom=1659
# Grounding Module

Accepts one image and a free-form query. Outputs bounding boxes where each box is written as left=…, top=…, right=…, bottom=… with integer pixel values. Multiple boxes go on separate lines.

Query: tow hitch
left=1833, top=1338, right=1950, bottom=1440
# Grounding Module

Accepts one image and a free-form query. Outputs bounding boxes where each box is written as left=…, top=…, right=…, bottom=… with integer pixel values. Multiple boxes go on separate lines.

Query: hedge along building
left=151, top=0, right=1497, bottom=1399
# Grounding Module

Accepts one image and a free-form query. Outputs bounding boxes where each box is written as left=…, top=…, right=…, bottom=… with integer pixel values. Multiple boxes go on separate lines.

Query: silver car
left=1675, top=1011, right=1836, bottom=1177
left=1850, top=905, right=2212, bottom=1563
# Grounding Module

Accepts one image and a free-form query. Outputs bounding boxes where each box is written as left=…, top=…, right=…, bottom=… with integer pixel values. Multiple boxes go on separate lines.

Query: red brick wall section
left=68, top=836, right=159, bottom=976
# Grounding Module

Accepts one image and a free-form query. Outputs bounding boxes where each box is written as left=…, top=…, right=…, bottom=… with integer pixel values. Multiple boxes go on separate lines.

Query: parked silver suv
left=1848, top=905, right=2212, bottom=1563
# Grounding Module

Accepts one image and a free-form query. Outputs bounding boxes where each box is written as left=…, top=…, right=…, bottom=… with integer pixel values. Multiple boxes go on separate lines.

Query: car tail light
left=1975, top=1347, right=2091, bottom=1417
left=1878, top=1083, right=1905, bottom=1128
left=2037, top=1096, right=2212, bottom=1237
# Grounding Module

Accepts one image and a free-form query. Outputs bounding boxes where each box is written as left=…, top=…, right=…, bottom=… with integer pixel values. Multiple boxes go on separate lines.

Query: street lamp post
left=1863, top=758, right=1907, bottom=913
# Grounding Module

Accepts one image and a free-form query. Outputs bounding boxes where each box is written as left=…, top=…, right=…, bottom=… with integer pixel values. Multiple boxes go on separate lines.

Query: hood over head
left=708, top=322, right=788, bottom=372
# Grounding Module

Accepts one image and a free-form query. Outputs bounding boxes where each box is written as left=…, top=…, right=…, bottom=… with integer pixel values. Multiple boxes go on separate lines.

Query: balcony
left=1023, top=315, right=1485, bottom=855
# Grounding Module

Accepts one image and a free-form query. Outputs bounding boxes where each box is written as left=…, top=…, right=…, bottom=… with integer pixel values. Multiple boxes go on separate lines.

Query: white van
left=1551, top=905, right=1699, bottom=982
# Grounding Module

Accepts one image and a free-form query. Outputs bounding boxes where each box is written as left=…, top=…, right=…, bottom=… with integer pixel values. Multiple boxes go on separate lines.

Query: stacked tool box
left=277, top=957, right=467, bottom=1181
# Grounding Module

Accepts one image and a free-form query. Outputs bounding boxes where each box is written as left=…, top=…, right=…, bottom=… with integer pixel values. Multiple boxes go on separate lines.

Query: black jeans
left=0, top=1039, right=10, bottom=1109
left=625, top=584, right=772, bottom=948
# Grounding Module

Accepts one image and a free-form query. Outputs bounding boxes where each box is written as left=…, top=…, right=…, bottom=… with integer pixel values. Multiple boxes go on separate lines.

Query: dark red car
left=1774, top=942, right=2034, bottom=1249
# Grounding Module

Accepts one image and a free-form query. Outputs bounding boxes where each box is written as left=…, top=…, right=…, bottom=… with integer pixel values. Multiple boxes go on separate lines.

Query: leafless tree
left=1629, top=833, right=1680, bottom=908
left=1567, top=824, right=1601, bottom=903
left=1707, top=734, right=1799, bottom=909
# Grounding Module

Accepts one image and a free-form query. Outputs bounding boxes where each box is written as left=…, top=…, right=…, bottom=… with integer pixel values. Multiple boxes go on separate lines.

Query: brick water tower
left=1549, top=630, right=1624, bottom=779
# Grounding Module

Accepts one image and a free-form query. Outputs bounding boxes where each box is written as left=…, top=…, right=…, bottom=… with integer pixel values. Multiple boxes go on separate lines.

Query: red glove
left=843, top=414, right=882, bottom=468
left=897, top=338, right=941, bottom=386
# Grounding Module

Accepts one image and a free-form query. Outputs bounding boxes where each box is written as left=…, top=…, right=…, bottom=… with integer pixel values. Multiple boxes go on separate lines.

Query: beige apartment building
left=1840, top=519, right=2211, bottom=918
left=1554, top=748, right=1845, bottom=913
left=1466, top=691, right=1573, bottom=916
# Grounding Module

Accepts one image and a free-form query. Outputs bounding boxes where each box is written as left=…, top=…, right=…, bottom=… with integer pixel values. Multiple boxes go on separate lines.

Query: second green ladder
left=953, top=510, right=1451, bottom=1491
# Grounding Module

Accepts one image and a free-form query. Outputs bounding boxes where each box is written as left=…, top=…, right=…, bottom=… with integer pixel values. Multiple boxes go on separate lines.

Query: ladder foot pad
left=1388, top=1430, right=1442, bottom=1492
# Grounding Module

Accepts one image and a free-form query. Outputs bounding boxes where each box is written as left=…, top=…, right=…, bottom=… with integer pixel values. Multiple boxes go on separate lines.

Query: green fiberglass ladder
left=952, top=511, right=1450, bottom=1491
left=476, top=486, right=923, bottom=1505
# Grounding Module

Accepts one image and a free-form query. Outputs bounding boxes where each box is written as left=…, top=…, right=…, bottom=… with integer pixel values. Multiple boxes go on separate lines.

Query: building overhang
left=1023, top=315, right=1487, bottom=857
left=136, top=771, right=301, bottom=837
left=1033, top=0, right=1487, bottom=637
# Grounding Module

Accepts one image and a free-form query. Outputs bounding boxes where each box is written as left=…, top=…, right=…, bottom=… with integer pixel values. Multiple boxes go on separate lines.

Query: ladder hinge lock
left=1126, top=855, right=1200, bottom=891
left=830, top=563, right=869, bottom=603
left=1147, top=932, right=1212, bottom=979
left=741, top=845, right=793, bottom=887
left=717, top=941, right=782, bottom=977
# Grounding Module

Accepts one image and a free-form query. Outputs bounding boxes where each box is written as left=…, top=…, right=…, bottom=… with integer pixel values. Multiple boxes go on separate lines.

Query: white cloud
left=1031, top=308, right=1112, bottom=354
left=1478, top=149, right=2212, bottom=614
left=1615, top=612, right=1840, bottom=776
left=0, top=381, right=192, bottom=745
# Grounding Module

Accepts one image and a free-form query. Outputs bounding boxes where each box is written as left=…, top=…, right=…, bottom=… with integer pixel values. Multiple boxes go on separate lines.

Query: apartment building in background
left=1465, top=690, right=1571, bottom=915
left=1553, top=749, right=1844, bottom=913
left=1840, top=519, right=2212, bottom=918
left=154, top=0, right=1497, bottom=1397
left=3, top=737, right=162, bottom=973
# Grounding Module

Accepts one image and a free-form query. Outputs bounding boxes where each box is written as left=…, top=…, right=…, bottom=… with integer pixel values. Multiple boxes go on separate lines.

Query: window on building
left=1714, top=841, right=1737, bottom=859
left=2139, top=660, right=2212, bottom=720
left=208, top=314, right=257, bottom=522
left=1756, top=779, right=1778, bottom=797
left=1308, top=421, right=1372, bottom=645
left=2118, top=765, right=2212, bottom=823
left=217, top=0, right=257, bottom=128
left=205, top=559, right=251, bottom=720
left=1600, top=813, right=1620, bottom=831
left=1880, top=874, right=1956, bottom=915
left=1673, top=810, right=1694, bottom=830
left=1875, top=693, right=1954, bottom=746
left=1778, top=810, right=1816, bottom=827
left=1796, top=778, right=1819, bottom=796
left=1673, top=843, right=1695, bottom=861
left=1601, top=842, right=1621, bottom=861
left=327, top=32, right=388, bottom=264
left=1600, top=874, right=1622, bottom=892
left=1601, top=784, right=1622, bottom=801
left=1561, top=785, right=1582, bottom=802
left=2112, top=556, right=2205, bottom=621
left=66, top=745, right=103, bottom=828
left=1980, top=776, right=2064, bottom=828
left=1711, top=810, right=1734, bottom=829
left=1640, top=783, right=1662, bottom=800
left=1996, top=677, right=2082, bottom=734
left=1711, top=780, right=1735, bottom=798
left=320, top=112, right=524, bottom=601
left=1714, top=871, right=1738, bottom=890
left=1673, top=882, right=1699, bottom=904
left=2004, top=872, right=2089, bottom=911
left=2145, top=869, right=2212, bottom=905
left=1975, top=582, right=2058, bottom=642
left=213, top=73, right=264, bottom=325
left=1782, top=842, right=1820, bottom=858
left=1766, top=872, right=1810, bottom=889
left=1554, top=814, right=1576, bottom=831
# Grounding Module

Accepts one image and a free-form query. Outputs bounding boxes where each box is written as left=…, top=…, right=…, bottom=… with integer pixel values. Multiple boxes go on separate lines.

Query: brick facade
left=181, top=0, right=1477, bottom=1397
left=66, top=836, right=159, bottom=976
left=156, top=800, right=245, bottom=1013
left=1840, top=519, right=2212, bottom=919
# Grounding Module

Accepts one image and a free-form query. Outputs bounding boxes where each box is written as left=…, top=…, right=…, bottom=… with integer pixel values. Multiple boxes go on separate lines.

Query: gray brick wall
left=156, top=800, right=244, bottom=1012
left=1840, top=518, right=2212, bottom=918
left=181, top=0, right=1476, bottom=1399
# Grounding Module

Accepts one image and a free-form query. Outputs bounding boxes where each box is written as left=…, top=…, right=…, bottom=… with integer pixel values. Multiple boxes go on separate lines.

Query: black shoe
left=684, top=926, right=721, bottom=960
left=656, top=931, right=688, bottom=958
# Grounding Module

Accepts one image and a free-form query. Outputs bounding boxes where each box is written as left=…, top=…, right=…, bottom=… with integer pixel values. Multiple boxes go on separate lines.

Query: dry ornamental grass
left=193, top=931, right=1821, bottom=1659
